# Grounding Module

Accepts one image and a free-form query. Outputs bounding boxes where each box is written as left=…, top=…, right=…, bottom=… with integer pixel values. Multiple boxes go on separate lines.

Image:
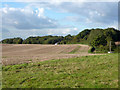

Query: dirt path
left=2, top=44, right=104, bottom=65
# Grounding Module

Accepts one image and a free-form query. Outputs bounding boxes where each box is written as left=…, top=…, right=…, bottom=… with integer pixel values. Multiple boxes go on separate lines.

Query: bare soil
left=2, top=44, right=103, bottom=65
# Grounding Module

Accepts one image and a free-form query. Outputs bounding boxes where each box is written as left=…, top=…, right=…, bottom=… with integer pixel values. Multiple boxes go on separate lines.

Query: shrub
left=88, top=47, right=95, bottom=53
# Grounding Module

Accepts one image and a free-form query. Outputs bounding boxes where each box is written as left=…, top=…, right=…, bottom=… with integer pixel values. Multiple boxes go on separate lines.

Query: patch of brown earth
left=2, top=44, right=104, bottom=65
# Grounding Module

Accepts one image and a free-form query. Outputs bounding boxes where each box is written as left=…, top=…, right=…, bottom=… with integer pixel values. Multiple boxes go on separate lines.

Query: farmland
left=2, top=44, right=99, bottom=65
left=2, top=44, right=118, bottom=88
left=1, top=1, right=119, bottom=88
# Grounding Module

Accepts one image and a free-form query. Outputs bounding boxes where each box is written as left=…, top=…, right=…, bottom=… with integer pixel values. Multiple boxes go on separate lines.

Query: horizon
left=1, top=1, right=118, bottom=40
left=1, top=27, right=119, bottom=41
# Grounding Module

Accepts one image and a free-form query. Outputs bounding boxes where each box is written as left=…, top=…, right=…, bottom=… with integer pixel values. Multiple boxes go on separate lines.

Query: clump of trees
left=22, top=36, right=64, bottom=44
left=1, top=28, right=120, bottom=52
left=2, top=37, right=23, bottom=44
left=88, top=28, right=119, bottom=52
left=1, top=36, right=64, bottom=44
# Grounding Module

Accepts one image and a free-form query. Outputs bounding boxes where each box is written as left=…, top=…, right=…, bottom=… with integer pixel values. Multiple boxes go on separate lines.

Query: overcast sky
left=1, top=1, right=119, bottom=40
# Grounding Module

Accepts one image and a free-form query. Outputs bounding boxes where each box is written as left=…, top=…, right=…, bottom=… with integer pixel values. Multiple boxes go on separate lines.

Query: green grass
left=2, top=53, right=118, bottom=88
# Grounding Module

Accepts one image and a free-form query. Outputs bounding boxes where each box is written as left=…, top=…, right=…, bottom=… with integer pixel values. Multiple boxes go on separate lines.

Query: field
left=2, top=44, right=99, bottom=65
left=2, top=53, right=118, bottom=88
left=2, top=44, right=118, bottom=88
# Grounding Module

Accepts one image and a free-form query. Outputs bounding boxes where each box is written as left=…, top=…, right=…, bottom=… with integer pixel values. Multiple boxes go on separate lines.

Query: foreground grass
left=2, top=54, right=118, bottom=88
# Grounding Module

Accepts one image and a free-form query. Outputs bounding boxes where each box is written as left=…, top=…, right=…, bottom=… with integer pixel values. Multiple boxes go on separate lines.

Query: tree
left=90, top=35, right=107, bottom=48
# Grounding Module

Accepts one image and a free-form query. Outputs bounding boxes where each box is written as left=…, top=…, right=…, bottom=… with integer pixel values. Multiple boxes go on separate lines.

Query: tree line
left=1, top=28, right=120, bottom=52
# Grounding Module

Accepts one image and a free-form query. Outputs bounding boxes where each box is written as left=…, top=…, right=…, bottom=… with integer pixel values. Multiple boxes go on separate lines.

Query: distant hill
left=1, top=28, right=120, bottom=52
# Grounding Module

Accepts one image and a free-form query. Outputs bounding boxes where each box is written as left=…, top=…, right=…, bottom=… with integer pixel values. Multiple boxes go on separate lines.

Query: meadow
left=2, top=53, right=118, bottom=88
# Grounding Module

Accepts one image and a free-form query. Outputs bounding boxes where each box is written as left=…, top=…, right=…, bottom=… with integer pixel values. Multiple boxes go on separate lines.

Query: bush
left=88, top=47, right=95, bottom=53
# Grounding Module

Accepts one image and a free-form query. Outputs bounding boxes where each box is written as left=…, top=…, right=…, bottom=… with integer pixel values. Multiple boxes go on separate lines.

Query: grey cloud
left=2, top=7, right=58, bottom=30
left=2, top=28, right=10, bottom=33
left=46, top=2, right=118, bottom=25
left=13, top=2, right=117, bottom=26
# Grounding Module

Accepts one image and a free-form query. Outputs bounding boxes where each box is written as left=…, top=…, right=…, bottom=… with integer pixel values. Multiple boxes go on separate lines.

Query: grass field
left=2, top=53, right=118, bottom=88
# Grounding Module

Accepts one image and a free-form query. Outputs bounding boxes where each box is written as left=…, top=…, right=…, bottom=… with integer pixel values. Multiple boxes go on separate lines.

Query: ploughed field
left=2, top=44, right=95, bottom=65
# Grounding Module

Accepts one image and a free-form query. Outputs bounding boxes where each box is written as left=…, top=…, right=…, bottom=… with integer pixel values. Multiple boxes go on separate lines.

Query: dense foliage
left=22, top=36, right=64, bottom=44
left=2, top=37, right=23, bottom=44
left=1, top=28, right=120, bottom=52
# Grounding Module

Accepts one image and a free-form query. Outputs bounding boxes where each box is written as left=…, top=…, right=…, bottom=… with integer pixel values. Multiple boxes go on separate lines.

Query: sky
left=0, top=0, right=119, bottom=40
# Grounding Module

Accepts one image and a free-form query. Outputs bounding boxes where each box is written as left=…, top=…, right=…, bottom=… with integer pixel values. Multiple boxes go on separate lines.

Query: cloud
left=37, top=8, right=44, bottom=17
left=2, top=6, right=58, bottom=30
left=60, top=2, right=117, bottom=24
left=1, top=27, right=79, bottom=40
left=2, top=28, right=10, bottom=33
left=2, top=0, right=120, bottom=2
left=30, top=2, right=118, bottom=28
left=73, top=27, right=78, bottom=31
left=1, top=1, right=119, bottom=40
